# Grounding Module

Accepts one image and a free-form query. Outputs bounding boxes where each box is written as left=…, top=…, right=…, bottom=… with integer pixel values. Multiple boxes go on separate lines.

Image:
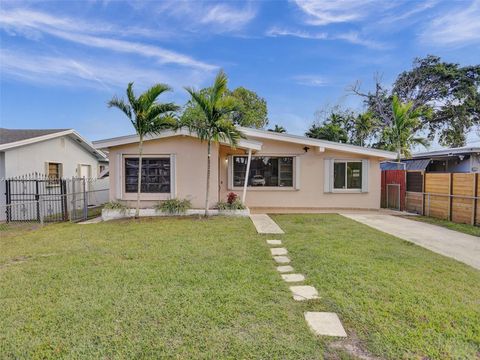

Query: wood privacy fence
left=405, top=172, right=480, bottom=226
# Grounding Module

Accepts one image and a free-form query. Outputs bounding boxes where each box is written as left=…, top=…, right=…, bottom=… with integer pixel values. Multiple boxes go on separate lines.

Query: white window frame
left=332, top=159, right=363, bottom=192
left=229, top=154, right=299, bottom=191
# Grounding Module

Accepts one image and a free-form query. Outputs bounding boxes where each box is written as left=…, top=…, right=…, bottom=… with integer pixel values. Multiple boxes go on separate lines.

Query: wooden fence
left=405, top=172, right=479, bottom=226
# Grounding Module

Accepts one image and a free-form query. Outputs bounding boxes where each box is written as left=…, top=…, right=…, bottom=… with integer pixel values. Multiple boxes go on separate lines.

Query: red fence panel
left=381, top=170, right=406, bottom=211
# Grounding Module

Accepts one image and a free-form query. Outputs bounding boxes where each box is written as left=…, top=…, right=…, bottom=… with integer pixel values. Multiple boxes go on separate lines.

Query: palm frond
left=210, top=70, right=228, bottom=105
left=108, top=97, right=133, bottom=121
left=126, top=83, right=138, bottom=112
left=146, top=103, right=180, bottom=121
left=185, top=87, right=212, bottom=120
left=139, top=83, right=172, bottom=111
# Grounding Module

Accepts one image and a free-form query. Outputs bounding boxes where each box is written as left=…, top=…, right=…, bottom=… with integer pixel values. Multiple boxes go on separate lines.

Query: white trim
left=170, top=154, right=177, bottom=198
left=295, top=156, right=301, bottom=190
left=116, top=153, right=122, bottom=199
left=0, top=129, right=107, bottom=160
left=332, top=159, right=363, bottom=192
left=94, top=128, right=263, bottom=151
left=238, top=127, right=396, bottom=159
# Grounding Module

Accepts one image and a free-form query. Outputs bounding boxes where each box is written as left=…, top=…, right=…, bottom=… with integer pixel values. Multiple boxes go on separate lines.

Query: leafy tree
left=306, top=120, right=348, bottom=143
left=182, top=70, right=243, bottom=216
left=268, top=124, right=287, bottom=133
left=108, top=83, right=179, bottom=218
left=181, top=86, right=268, bottom=129
left=352, top=55, right=480, bottom=147
left=350, top=112, right=380, bottom=147
left=379, top=95, right=429, bottom=160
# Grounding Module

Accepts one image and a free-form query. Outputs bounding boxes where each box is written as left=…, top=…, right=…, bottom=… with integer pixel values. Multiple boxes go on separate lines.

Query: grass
left=272, top=214, right=480, bottom=359
left=399, top=215, right=480, bottom=237
left=0, top=217, right=324, bottom=359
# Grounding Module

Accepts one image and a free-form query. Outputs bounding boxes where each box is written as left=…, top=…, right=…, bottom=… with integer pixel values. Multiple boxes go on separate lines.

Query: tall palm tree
left=183, top=70, right=242, bottom=216
left=268, top=124, right=287, bottom=133
left=108, top=83, right=179, bottom=217
left=382, top=95, right=429, bottom=160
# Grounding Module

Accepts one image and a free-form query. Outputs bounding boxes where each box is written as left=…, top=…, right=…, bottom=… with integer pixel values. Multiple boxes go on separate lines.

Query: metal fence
left=1, top=174, right=109, bottom=225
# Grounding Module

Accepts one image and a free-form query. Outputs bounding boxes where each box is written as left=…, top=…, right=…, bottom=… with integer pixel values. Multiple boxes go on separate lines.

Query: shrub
left=104, top=201, right=128, bottom=213
left=156, top=198, right=191, bottom=214
left=216, top=198, right=246, bottom=211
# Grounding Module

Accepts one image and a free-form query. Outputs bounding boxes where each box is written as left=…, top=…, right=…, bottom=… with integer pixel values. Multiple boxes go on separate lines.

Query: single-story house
left=93, top=127, right=396, bottom=211
left=0, top=128, right=108, bottom=179
left=381, top=147, right=480, bottom=173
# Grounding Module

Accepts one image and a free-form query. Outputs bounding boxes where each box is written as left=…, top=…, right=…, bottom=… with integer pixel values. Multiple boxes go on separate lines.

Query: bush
left=227, top=192, right=238, bottom=204
left=156, top=198, right=191, bottom=214
left=104, top=201, right=128, bottom=213
left=216, top=198, right=246, bottom=211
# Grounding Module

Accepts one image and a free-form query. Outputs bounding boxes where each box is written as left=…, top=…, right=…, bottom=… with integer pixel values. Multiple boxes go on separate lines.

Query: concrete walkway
left=249, top=214, right=284, bottom=234
left=341, top=213, right=480, bottom=270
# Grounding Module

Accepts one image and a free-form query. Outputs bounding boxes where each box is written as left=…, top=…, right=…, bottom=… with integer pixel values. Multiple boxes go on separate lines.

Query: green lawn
left=1, top=215, right=479, bottom=359
left=399, top=215, right=480, bottom=237
left=273, top=214, right=480, bottom=359
left=0, top=217, right=323, bottom=359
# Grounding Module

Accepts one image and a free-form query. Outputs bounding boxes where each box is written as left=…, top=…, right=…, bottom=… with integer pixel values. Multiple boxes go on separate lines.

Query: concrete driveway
left=341, top=213, right=480, bottom=270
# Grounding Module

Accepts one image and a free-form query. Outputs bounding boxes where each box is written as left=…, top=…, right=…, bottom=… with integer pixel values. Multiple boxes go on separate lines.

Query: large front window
left=233, top=156, right=293, bottom=187
left=125, top=158, right=170, bottom=193
left=333, top=161, right=362, bottom=190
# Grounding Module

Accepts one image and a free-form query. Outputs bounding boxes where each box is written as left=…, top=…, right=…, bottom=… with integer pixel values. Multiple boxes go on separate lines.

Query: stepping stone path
left=276, top=265, right=294, bottom=273
left=270, top=247, right=288, bottom=256
left=289, top=285, right=319, bottom=301
left=250, top=214, right=284, bottom=234
left=281, top=274, right=305, bottom=282
left=304, top=312, right=347, bottom=337
left=273, top=256, right=291, bottom=264
left=266, top=239, right=282, bottom=245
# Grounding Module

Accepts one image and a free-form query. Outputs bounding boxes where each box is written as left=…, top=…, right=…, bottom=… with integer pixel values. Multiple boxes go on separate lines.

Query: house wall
left=107, top=136, right=219, bottom=208
left=219, top=138, right=382, bottom=210
left=3, top=136, right=102, bottom=178
left=0, top=152, right=5, bottom=221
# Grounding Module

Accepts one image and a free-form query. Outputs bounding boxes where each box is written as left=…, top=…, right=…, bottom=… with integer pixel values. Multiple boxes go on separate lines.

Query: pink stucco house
left=93, top=127, right=396, bottom=211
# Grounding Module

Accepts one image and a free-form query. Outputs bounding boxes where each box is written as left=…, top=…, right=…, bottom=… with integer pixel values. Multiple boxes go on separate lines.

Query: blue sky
left=1, top=0, right=479, bottom=147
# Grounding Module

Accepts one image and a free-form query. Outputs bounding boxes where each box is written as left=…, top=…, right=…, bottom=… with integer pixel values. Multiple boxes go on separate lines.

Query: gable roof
left=0, top=128, right=107, bottom=160
left=93, top=127, right=396, bottom=159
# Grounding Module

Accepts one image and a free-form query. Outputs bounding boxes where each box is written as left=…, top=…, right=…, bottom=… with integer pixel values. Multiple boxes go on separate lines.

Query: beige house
left=93, top=127, right=396, bottom=211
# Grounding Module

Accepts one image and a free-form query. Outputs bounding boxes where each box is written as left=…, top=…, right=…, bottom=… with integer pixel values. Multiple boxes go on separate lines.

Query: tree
left=352, top=55, right=480, bottom=147
left=181, top=86, right=268, bottom=129
left=351, top=112, right=380, bottom=147
left=182, top=70, right=243, bottom=216
left=379, top=95, right=429, bottom=160
left=306, top=122, right=348, bottom=143
left=268, top=124, right=286, bottom=133
left=108, top=83, right=179, bottom=218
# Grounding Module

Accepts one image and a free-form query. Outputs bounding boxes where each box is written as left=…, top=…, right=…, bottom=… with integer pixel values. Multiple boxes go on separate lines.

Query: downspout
left=242, top=149, right=252, bottom=204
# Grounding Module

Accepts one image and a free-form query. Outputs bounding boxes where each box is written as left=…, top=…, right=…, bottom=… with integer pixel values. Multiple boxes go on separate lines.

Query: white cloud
left=292, top=75, right=328, bottom=87
left=420, top=0, right=480, bottom=46
left=266, top=27, right=385, bottom=49
left=292, top=0, right=382, bottom=25
left=200, top=4, right=257, bottom=31
left=0, top=8, right=216, bottom=70
left=0, top=49, right=209, bottom=91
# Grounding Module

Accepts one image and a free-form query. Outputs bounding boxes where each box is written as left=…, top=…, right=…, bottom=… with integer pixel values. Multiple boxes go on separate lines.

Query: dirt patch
left=328, top=333, right=384, bottom=360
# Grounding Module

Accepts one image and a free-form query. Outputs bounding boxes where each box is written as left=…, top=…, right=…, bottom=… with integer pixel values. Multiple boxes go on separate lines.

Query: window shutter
left=361, top=159, right=369, bottom=192
left=295, top=156, right=301, bottom=189
left=227, top=156, right=233, bottom=189
left=170, top=154, right=176, bottom=199
left=116, top=153, right=122, bottom=199
left=324, top=159, right=332, bottom=193
left=44, top=162, right=49, bottom=177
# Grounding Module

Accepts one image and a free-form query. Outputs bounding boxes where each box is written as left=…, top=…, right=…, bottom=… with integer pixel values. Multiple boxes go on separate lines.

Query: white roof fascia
left=93, top=128, right=263, bottom=151
left=412, top=147, right=480, bottom=158
left=0, top=129, right=107, bottom=161
left=238, top=127, right=397, bottom=159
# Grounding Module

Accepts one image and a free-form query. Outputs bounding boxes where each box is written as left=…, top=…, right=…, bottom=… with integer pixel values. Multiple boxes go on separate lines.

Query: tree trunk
left=136, top=135, right=144, bottom=218
left=204, top=140, right=211, bottom=217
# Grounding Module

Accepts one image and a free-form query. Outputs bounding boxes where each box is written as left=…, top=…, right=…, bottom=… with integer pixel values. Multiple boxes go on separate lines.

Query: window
left=333, top=161, right=362, bottom=190
left=125, top=158, right=170, bottom=193
left=233, top=156, right=293, bottom=187
left=47, top=162, right=61, bottom=179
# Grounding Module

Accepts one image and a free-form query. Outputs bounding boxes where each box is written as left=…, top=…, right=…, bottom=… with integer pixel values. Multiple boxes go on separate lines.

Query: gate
left=5, top=175, right=67, bottom=222
left=381, top=170, right=406, bottom=211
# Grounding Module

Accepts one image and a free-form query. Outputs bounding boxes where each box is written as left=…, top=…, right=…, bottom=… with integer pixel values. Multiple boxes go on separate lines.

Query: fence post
left=83, top=177, right=87, bottom=220
left=71, top=177, right=76, bottom=221
left=448, top=173, right=453, bottom=221
left=39, top=196, right=44, bottom=226
left=473, top=173, right=478, bottom=226
left=421, top=172, right=426, bottom=216
left=427, top=193, right=430, bottom=217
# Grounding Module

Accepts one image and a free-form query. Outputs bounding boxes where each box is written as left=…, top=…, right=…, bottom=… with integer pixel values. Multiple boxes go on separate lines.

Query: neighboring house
left=381, top=147, right=480, bottom=173
left=0, top=128, right=108, bottom=179
left=94, top=127, right=396, bottom=211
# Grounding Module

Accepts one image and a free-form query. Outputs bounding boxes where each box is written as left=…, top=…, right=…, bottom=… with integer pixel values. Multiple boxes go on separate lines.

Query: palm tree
left=108, top=83, right=179, bottom=217
left=183, top=70, right=242, bottom=216
left=268, top=124, right=287, bottom=133
left=381, top=95, right=429, bottom=160
left=353, top=112, right=378, bottom=147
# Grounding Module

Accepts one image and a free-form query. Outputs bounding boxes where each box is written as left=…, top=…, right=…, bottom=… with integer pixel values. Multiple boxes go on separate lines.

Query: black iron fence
left=1, top=174, right=109, bottom=224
